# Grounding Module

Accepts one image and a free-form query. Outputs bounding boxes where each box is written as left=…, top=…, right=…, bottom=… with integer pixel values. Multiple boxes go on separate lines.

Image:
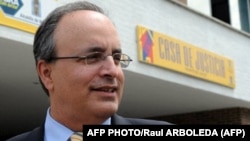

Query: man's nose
left=100, top=56, right=120, bottom=76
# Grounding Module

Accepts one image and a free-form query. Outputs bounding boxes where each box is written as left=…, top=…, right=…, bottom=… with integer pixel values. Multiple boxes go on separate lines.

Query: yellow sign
left=0, top=0, right=58, bottom=33
left=0, top=10, right=37, bottom=33
left=136, top=25, right=235, bottom=88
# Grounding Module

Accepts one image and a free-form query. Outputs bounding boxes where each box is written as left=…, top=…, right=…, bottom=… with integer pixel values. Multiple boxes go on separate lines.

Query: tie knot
left=68, top=132, right=83, bottom=141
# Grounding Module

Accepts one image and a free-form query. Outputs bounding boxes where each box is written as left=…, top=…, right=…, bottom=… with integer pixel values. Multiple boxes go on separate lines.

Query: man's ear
left=36, top=60, right=54, bottom=91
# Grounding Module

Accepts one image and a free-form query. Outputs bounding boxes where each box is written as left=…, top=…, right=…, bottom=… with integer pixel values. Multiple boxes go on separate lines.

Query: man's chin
left=94, top=102, right=118, bottom=115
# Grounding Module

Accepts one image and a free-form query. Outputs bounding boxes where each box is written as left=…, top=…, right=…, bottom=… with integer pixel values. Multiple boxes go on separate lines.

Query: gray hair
left=33, top=1, right=105, bottom=95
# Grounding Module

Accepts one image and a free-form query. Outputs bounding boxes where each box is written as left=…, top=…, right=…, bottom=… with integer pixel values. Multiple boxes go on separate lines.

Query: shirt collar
left=44, top=108, right=73, bottom=141
left=44, top=107, right=111, bottom=141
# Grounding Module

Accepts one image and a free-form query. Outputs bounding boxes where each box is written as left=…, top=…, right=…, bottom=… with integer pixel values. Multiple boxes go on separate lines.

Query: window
left=211, top=0, right=231, bottom=24
left=239, top=0, right=250, bottom=32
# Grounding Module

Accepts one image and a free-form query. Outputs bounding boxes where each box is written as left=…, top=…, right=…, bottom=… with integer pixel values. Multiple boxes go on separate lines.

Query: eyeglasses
left=49, top=52, right=133, bottom=68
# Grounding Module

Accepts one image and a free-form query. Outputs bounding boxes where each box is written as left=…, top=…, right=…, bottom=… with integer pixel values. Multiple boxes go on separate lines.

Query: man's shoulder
left=6, top=127, right=43, bottom=141
left=112, top=114, right=173, bottom=125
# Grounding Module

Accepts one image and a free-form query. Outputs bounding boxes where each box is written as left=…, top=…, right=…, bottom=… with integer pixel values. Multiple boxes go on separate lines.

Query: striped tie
left=68, top=132, right=83, bottom=141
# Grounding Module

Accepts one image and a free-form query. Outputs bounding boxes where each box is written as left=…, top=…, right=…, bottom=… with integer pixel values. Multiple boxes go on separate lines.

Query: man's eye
left=113, top=54, right=121, bottom=61
left=88, top=53, right=102, bottom=59
left=86, top=53, right=103, bottom=64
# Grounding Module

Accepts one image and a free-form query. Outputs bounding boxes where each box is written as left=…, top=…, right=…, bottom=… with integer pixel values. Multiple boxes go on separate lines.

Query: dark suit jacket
left=6, top=114, right=172, bottom=141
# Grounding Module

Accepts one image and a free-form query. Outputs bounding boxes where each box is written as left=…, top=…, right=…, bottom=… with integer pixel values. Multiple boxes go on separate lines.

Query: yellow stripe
left=0, top=10, right=38, bottom=33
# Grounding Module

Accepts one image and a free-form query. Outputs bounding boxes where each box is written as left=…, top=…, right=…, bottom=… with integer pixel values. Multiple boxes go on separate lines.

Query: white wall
left=187, top=0, right=211, bottom=16
left=229, top=0, right=241, bottom=30
left=82, top=0, right=250, bottom=100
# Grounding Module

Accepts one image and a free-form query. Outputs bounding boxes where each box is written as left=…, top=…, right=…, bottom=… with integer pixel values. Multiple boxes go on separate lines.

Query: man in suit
left=7, top=1, right=172, bottom=141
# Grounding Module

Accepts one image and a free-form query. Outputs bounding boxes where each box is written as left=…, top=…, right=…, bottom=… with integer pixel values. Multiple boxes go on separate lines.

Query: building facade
left=1, top=0, right=250, bottom=140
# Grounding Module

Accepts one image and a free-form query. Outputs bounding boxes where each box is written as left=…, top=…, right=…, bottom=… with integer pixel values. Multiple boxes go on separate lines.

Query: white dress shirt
left=44, top=107, right=111, bottom=141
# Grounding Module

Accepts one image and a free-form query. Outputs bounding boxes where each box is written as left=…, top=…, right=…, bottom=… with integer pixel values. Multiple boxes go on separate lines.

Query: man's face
left=41, top=10, right=124, bottom=123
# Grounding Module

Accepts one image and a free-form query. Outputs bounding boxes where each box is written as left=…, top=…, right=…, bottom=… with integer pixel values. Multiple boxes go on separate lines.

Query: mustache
left=91, top=77, right=119, bottom=87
